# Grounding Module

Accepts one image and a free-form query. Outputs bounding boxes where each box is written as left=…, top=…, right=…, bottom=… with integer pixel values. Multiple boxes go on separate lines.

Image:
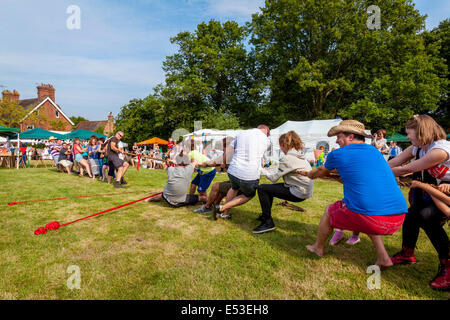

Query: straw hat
left=327, top=120, right=372, bottom=138
left=48, top=136, right=57, bottom=141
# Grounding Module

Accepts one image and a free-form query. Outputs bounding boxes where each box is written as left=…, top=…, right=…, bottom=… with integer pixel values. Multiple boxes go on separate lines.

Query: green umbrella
left=11, top=128, right=65, bottom=140
left=62, top=129, right=107, bottom=140
left=386, top=132, right=409, bottom=142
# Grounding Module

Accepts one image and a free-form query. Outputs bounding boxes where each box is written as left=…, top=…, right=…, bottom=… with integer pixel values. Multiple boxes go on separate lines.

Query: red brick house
left=2, top=84, right=74, bottom=131
left=75, top=112, right=115, bottom=136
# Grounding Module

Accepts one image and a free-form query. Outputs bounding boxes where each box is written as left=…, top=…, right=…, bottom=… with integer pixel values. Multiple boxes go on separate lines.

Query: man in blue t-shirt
left=299, top=120, right=408, bottom=269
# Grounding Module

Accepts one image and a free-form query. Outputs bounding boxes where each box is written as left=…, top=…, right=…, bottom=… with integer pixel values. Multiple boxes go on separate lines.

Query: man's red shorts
left=328, top=200, right=406, bottom=235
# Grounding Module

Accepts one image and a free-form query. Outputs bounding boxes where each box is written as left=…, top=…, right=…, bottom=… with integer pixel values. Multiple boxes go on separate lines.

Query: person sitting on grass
left=146, top=154, right=207, bottom=207
left=299, top=120, right=408, bottom=269
left=57, top=142, right=73, bottom=174
left=255, top=131, right=314, bottom=234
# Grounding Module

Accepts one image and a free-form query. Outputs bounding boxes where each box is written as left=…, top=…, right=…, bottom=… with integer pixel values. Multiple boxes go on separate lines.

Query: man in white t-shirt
left=213, top=125, right=271, bottom=219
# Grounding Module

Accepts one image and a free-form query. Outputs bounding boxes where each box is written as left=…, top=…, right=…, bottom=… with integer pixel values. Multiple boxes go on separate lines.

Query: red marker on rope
left=34, top=192, right=162, bottom=235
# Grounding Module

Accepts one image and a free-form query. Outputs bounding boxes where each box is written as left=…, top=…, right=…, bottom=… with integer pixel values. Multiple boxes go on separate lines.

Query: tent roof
left=0, top=125, right=19, bottom=137
left=11, top=128, right=65, bottom=139
left=386, top=132, right=409, bottom=142
left=62, top=129, right=107, bottom=140
left=137, top=137, right=168, bottom=145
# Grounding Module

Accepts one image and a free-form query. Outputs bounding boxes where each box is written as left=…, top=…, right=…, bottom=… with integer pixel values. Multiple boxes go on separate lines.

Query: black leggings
left=257, top=183, right=305, bottom=221
left=402, top=201, right=449, bottom=260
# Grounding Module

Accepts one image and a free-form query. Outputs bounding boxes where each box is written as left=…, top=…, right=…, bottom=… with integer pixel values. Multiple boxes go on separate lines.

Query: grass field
left=0, top=163, right=449, bottom=300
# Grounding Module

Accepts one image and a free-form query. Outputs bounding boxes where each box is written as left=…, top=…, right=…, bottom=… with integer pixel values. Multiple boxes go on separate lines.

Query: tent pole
left=16, top=132, right=20, bottom=170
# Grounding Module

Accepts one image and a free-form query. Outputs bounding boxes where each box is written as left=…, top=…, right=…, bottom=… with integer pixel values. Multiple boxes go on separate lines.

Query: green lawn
left=0, top=165, right=448, bottom=300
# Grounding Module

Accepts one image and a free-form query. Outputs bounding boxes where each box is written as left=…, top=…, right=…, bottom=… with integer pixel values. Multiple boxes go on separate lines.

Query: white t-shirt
left=412, top=139, right=450, bottom=182
left=118, top=141, right=125, bottom=160
left=227, top=128, right=271, bottom=181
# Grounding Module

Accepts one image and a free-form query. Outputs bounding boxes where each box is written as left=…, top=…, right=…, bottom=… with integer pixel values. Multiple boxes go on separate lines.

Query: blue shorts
left=191, top=168, right=216, bottom=193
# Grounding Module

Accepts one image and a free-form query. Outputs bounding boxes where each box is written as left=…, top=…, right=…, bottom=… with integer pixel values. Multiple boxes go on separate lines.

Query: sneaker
left=252, top=220, right=275, bottom=234
left=219, top=212, right=232, bottom=220
left=193, top=205, right=212, bottom=214
left=120, top=178, right=128, bottom=185
left=256, top=214, right=264, bottom=222
left=429, top=260, right=450, bottom=291
left=346, top=235, right=361, bottom=245
left=114, top=181, right=123, bottom=188
left=329, top=230, right=344, bottom=246
left=390, top=246, right=417, bottom=265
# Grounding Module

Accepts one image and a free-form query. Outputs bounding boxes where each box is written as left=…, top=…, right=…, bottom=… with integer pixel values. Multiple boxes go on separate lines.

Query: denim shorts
left=228, top=173, right=259, bottom=198
left=75, top=153, right=83, bottom=163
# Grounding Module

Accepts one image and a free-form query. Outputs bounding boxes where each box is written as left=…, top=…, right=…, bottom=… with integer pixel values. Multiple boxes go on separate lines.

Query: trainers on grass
left=193, top=205, right=212, bottom=214
left=329, top=230, right=344, bottom=246
left=346, top=235, right=360, bottom=245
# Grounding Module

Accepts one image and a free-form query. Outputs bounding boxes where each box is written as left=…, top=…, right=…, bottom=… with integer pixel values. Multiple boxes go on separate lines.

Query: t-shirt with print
left=412, top=139, right=450, bottom=182
left=324, top=143, right=407, bottom=216
left=227, top=128, right=271, bottom=181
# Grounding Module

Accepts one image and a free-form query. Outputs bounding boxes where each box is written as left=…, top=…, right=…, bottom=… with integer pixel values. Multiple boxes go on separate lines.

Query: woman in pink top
left=73, top=138, right=93, bottom=178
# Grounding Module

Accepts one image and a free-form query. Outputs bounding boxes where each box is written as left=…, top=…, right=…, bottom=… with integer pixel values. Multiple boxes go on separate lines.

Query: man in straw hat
left=299, top=120, right=408, bottom=268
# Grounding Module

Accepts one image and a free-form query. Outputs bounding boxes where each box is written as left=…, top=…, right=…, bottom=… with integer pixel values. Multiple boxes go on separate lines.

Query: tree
left=0, top=99, right=43, bottom=128
left=162, top=20, right=257, bottom=127
left=115, top=95, right=169, bottom=145
left=248, top=0, right=447, bottom=131
left=423, top=19, right=450, bottom=131
left=0, top=99, right=28, bottom=127
left=69, top=116, right=89, bottom=129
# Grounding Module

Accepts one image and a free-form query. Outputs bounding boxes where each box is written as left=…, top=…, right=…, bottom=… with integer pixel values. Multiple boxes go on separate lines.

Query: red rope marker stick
left=137, top=154, right=141, bottom=171
left=34, top=192, right=162, bottom=235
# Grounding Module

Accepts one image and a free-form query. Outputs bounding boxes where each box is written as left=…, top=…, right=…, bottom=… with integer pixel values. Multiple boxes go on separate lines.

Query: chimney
left=2, top=90, right=19, bottom=102
left=37, top=83, right=55, bottom=102
left=105, top=112, right=114, bottom=136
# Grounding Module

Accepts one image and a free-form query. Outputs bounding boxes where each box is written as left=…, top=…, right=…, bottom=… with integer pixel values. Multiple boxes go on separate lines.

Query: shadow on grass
left=224, top=207, right=445, bottom=299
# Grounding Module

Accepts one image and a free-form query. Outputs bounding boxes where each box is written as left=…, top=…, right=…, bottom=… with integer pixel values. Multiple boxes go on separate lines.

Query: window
left=55, top=111, right=60, bottom=118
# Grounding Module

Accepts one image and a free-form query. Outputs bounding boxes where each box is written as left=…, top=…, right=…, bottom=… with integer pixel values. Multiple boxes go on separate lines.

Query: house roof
left=21, top=97, right=74, bottom=126
left=18, top=98, right=39, bottom=110
left=75, top=120, right=108, bottom=131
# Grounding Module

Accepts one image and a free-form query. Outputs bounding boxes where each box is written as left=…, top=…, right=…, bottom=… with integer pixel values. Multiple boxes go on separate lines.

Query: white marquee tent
left=268, top=119, right=372, bottom=162
left=182, top=120, right=372, bottom=164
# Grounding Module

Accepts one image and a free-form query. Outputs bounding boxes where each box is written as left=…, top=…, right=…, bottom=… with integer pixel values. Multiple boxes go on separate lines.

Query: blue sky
left=0, top=0, right=448, bottom=122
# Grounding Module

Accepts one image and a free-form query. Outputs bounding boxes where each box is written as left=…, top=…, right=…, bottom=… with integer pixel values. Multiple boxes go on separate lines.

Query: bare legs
left=115, top=162, right=129, bottom=183
left=306, top=205, right=333, bottom=257
left=306, top=205, right=393, bottom=268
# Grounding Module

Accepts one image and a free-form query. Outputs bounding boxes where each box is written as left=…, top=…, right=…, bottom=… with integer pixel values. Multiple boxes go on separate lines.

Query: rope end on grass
left=34, top=227, right=47, bottom=235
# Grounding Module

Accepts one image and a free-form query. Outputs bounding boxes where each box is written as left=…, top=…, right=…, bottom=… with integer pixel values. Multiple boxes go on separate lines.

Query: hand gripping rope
left=34, top=192, right=162, bottom=235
